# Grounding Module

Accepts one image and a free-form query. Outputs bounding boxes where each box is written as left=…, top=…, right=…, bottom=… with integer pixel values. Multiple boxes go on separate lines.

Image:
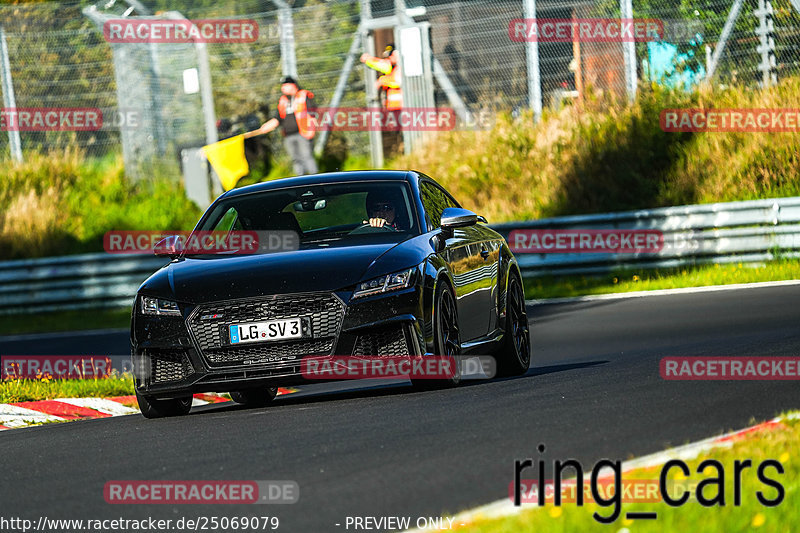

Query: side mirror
left=153, top=235, right=184, bottom=259
left=441, top=207, right=479, bottom=230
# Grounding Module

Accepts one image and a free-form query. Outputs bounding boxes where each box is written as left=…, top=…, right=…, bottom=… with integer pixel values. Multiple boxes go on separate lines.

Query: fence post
left=0, top=26, right=22, bottom=163
left=620, top=0, right=637, bottom=102
left=273, top=0, right=298, bottom=78
left=359, top=0, right=384, bottom=168
left=162, top=12, right=219, bottom=195
left=523, top=0, right=542, bottom=122
left=755, top=0, right=777, bottom=87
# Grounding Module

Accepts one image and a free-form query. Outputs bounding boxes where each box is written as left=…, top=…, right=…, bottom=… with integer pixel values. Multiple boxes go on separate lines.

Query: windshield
left=194, top=181, right=419, bottom=254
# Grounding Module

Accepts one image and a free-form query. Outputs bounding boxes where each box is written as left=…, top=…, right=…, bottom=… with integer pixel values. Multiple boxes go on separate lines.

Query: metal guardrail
left=490, top=197, right=800, bottom=277
left=1, top=197, right=800, bottom=314
left=0, top=253, right=167, bottom=315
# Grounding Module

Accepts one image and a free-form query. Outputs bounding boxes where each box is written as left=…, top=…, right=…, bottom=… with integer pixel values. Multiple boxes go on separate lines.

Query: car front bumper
left=131, top=284, right=429, bottom=399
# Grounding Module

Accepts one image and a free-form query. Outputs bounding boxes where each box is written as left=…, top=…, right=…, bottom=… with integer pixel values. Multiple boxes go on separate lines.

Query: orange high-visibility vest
left=379, top=64, right=402, bottom=110
left=277, top=89, right=315, bottom=140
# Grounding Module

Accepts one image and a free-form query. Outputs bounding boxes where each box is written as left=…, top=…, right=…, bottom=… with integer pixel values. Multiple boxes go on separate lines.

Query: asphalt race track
left=1, top=284, right=798, bottom=531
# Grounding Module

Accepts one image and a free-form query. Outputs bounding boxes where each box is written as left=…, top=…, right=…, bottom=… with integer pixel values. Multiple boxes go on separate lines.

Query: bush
left=0, top=148, right=201, bottom=259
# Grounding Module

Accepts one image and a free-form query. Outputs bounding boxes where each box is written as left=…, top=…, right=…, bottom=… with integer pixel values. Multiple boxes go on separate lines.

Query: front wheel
left=135, top=390, right=192, bottom=419
left=495, top=273, right=531, bottom=377
left=413, top=280, right=461, bottom=388
left=230, top=387, right=278, bottom=407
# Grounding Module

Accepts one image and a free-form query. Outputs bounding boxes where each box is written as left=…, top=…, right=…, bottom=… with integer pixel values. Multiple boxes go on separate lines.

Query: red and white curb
left=0, top=398, right=136, bottom=429
left=403, top=414, right=796, bottom=531
left=0, top=388, right=299, bottom=431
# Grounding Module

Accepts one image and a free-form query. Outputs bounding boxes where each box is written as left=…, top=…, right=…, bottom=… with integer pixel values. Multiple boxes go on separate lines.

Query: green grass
left=0, top=148, right=201, bottom=259
left=462, top=412, right=799, bottom=532
left=0, top=308, right=131, bottom=336
left=0, top=375, right=134, bottom=403
left=524, top=259, right=800, bottom=300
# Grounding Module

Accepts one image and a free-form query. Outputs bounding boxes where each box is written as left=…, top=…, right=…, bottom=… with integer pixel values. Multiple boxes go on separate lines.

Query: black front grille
left=353, top=325, right=410, bottom=356
left=205, top=338, right=334, bottom=366
left=187, top=292, right=345, bottom=368
left=150, top=349, right=193, bottom=384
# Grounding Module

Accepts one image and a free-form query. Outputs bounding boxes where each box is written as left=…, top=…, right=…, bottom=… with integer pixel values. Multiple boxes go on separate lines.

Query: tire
left=495, top=272, right=531, bottom=377
left=135, top=390, right=192, bottom=419
left=230, top=387, right=278, bottom=407
left=413, top=280, right=461, bottom=387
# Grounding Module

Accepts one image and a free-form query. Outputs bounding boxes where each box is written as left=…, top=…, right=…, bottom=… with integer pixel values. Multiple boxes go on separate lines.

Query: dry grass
left=0, top=148, right=200, bottom=259
left=395, top=78, right=800, bottom=223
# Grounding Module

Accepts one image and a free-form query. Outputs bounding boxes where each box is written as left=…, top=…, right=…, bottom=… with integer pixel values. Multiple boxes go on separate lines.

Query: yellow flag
left=202, top=135, right=249, bottom=191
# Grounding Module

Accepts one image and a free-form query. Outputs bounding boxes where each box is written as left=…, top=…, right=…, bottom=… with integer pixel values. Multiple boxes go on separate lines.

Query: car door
left=420, top=181, right=493, bottom=341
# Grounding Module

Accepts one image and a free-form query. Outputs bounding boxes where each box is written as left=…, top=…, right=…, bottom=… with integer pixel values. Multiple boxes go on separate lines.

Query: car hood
left=139, top=240, right=416, bottom=305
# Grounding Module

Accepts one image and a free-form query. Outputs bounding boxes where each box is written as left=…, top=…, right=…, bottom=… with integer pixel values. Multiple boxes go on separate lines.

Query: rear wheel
left=413, top=280, right=461, bottom=387
left=495, top=273, right=531, bottom=377
left=230, top=387, right=278, bottom=407
left=135, top=390, right=192, bottom=419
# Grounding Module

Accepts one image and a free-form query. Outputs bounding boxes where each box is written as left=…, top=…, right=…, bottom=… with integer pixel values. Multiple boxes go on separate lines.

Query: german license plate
left=229, top=318, right=303, bottom=344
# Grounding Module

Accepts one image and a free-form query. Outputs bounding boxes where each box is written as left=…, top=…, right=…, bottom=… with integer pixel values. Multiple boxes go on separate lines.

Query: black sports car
left=131, top=170, right=530, bottom=418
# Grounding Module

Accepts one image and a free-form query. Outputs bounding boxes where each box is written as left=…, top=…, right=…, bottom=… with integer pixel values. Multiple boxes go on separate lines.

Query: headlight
left=140, top=296, right=182, bottom=316
left=352, top=268, right=415, bottom=299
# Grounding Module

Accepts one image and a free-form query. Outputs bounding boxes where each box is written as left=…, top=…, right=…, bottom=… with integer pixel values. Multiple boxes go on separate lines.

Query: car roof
left=221, top=170, right=419, bottom=199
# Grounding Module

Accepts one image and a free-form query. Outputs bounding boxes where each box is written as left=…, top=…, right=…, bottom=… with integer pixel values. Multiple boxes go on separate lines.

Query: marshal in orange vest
left=277, top=89, right=316, bottom=140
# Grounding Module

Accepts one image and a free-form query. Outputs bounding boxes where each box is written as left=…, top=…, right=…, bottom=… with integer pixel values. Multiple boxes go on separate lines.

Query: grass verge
left=524, top=259, right=800, bottom=300
left=0, top=375, right=134, bottom=403
left=462, top=412, right=798, bottom=532
left=0, top=308, right=131, bottom=336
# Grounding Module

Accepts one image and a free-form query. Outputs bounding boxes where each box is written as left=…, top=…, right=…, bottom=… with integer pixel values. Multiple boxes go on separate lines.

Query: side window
left=212, top=207, right=239, bottom=232
left=420, top=182, right=447, bottom=230
left=441, top=188, right=459, bottom=210
left=420, top=181, right=460, bottom=231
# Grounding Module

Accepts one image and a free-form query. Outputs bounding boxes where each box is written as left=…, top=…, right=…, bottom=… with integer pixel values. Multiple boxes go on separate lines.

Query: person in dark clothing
left=364, top=191, right=403, bottom=229
left=259, top=76, right=318, bottom=176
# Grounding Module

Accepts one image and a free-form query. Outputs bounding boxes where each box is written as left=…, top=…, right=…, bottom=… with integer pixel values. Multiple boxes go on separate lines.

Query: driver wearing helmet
left=364, top=192, right=399, bottom=229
